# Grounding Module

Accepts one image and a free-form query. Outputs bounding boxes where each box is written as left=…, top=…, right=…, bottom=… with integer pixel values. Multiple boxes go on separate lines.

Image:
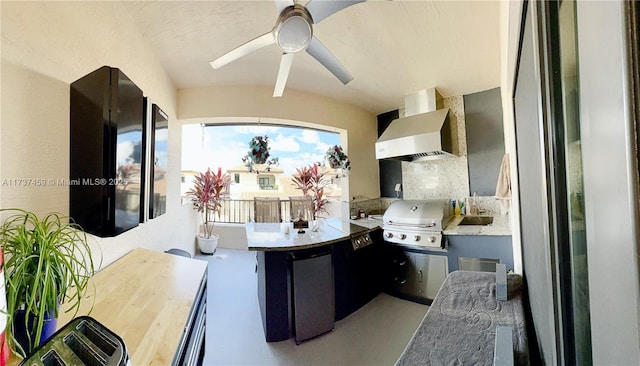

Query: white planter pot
left=197, top=233, right=219, bottom=255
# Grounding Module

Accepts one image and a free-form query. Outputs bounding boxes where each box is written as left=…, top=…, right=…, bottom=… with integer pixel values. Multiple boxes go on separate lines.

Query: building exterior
left=227, top=164, right=285, bottom=196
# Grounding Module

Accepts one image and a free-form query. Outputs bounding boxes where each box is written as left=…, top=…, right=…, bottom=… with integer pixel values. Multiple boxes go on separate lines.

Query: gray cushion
left=396, top=270, right=529, bottom=366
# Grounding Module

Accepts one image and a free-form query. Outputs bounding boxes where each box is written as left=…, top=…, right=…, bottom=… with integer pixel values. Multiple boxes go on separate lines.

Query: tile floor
left=196, top=248, right=429, bottom=366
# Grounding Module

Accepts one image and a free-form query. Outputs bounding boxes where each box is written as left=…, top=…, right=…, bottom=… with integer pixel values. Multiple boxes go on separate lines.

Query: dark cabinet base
left=333, top=231, right=383, bottom=321
left=255, top=234, right=384, bottom=342
left=256, top=250, right=292, bottom=342
left=174, top=270, right=207, bottom=365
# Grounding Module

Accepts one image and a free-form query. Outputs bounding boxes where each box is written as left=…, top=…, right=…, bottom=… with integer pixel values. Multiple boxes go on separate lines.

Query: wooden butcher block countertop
left=10, top=248, right=208, bottom=365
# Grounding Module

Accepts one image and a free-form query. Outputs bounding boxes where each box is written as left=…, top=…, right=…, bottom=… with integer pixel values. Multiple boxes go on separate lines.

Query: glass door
left=550, top=0, right=592, bottom=363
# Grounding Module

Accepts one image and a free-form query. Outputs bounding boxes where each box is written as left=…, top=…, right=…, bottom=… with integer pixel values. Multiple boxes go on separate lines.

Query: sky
left=182, top=124, right=341, bottom=175
left=117, top=127, right=169, bottom=169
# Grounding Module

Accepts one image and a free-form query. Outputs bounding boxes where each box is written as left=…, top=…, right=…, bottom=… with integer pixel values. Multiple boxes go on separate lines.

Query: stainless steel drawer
left=458, top=257, right=501, bottom=272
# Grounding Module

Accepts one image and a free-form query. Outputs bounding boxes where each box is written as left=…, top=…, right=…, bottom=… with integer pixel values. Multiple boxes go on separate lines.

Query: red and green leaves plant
left=292, top=163, right=330, bottom=216
left=186, top=167, right=231, bottom=238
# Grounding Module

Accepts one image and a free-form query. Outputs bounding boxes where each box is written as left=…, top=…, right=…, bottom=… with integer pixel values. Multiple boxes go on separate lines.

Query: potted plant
left=0, top=209, right=96, bottom=357
left=186, top=167, right=231, bottom=254
left=325, top=144, right=350, bottom=177
left=241, top=135, right=279, bottom=173
left=292, top=163, right=330, bottom=217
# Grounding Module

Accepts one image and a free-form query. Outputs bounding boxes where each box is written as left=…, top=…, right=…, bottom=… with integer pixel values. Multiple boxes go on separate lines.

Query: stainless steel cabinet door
left=411, top=253, right=448, bottom=300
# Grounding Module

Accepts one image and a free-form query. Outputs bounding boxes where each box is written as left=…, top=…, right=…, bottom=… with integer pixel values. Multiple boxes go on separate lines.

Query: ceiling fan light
left=273, top=4, right=314, bottom=54
left=277, top=16, right=312, bottom=53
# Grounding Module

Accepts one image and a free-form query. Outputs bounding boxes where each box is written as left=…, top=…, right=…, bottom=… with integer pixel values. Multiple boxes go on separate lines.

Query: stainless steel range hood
left=376, top=88, right=456, bottom=162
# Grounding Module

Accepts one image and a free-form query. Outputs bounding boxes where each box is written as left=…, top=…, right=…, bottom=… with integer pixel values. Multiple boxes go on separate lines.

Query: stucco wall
left=0, top=1, right=196, bottom=267
left=1, top=1, right=380, bottom=262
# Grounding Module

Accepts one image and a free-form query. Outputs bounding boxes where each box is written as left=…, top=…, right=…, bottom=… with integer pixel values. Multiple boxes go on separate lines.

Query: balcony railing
left=215, top=199, right=298, bottom=224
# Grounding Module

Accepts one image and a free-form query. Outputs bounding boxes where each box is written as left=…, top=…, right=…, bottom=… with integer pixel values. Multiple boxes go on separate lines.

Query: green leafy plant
left=185, top=167, right=231, bottom=238
left=0, top=209, right=97, bottom=357
left=241, top=135, right=279, bottom=173
left=325, top=145, right=351, bottom=171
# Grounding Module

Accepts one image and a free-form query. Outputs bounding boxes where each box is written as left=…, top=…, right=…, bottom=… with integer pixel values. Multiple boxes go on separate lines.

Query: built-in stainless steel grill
left=382, top=198, right=453, bottom=249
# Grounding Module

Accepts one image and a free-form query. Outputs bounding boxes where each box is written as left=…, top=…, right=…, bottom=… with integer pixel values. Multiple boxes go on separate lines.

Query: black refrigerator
left=70, top=66, right=144, bottom=237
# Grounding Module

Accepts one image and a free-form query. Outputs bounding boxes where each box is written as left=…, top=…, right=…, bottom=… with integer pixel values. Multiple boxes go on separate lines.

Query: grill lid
left=383, top=198, right=452, bottom=231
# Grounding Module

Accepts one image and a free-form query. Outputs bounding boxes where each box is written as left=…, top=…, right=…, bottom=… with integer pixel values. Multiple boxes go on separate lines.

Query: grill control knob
left=399, top=234, right=407, bottom=240
left=428, top=236, right=436, bottom=243
left=413, top=235, right=421, bottom=242
left=385, top=232, right=393, bottom=239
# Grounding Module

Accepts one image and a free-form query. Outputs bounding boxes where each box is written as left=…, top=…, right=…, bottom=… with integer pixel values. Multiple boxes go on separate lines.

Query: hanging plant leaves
left=325, top=145, right=350, bottom=176
left=242, top=135, right=279, bottom=172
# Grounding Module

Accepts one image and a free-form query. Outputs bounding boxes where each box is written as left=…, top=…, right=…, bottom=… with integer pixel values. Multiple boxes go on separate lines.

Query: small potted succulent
left=0, top=209, right=97, bottom=357
left=242, top=135, right=279, bottom=173
left=186, top=167, right=231, bottom=254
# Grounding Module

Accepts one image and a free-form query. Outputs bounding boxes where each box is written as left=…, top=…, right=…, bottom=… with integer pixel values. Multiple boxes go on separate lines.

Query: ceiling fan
left=209, top=0, right=364, bottom=97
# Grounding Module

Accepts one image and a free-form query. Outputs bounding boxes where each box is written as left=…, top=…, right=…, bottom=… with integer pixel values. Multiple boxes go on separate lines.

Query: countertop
left=246, top=217, right=382, bottom=251
left=53, top=248, right=207, bottom=365
left=246, top=213, right=511, bottom=251
left=443, top=214, right=512, bottom=236
left=352, top=214, right=512, bottom=236
left=347, top=216, right=384, bottom=230
left=246, top=221, right=350, bottom=251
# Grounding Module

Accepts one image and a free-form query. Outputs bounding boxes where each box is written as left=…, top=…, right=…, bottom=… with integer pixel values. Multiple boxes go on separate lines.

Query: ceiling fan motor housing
left=273, top=4, right=314, bottom=53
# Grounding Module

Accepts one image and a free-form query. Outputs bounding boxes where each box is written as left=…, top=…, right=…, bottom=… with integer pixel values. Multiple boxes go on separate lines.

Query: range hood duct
left=376, top=88, right=456, bottom=162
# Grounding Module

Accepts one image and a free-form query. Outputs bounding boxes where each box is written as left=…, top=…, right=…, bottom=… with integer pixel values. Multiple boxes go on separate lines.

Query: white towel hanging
left=495, top=153, right=511, bottom=213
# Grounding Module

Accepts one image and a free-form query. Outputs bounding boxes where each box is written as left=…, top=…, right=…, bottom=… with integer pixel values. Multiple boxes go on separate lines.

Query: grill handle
left=385, top=222, right=437, bottom=228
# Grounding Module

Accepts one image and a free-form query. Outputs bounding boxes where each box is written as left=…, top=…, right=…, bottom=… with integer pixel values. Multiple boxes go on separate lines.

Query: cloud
left=182, top=125, right=253, bottom=172
left=182, top=123, right=342, bottom=175
left=155, top=128, right=168, bottom=141
left=300, top=130, right=320, bottom=144
left=278, top=152, right=326, bottom=175
left=204, top=140, right=247, bottom=172
left=181, top=125, right=204, bottom=170
left=271, top=133, right=300, bottom=152
left=316, top=141, right=332, bottom=154
left=117, top=141, right=135, bottom=166
left=298, top=129, right=340, bottom=154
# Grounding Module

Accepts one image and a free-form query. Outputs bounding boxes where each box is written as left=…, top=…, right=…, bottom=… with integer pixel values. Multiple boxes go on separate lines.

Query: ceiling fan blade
left=210, top=32, right=275, bottom=69
left=273, top=53, right=295, bottom=97
left=305, top=0, right=365, bottom=24
left=274, top=0, right=295, bottom=14
left=306, top=37, right=353, bottom=84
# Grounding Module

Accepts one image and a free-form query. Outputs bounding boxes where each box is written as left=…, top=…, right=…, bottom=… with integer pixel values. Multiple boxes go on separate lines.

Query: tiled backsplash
left=345, top=196, right=503, bottom=218
left=339, top=197, right=399, bottom=219
left=348, top=198, right=385, bottom=217
left=402, top=156, right=469, bottom=202
left=386, top=94, right=505, bottom=216
left=402, top=95, right=470, bottom=204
